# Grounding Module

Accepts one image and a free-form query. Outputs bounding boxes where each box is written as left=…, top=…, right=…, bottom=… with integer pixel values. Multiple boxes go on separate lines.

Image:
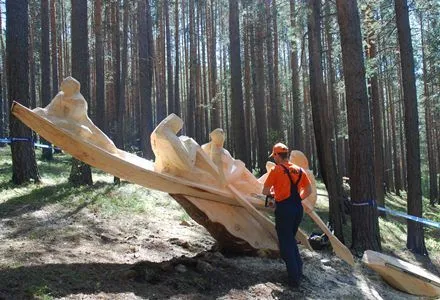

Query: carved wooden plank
left=363, top=250, right=440, bottom=297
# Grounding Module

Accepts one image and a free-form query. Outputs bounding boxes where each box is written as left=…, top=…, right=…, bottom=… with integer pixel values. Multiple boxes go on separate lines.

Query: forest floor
left=0, top=147, right=439, bottom=300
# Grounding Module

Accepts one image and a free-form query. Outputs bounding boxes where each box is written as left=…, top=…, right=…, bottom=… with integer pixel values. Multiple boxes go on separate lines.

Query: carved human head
left=265, top=161, right=275, bottom=173
left=290, top=150, right=309, bottom=169
left=60, top=76, right=81, bottom=97
left=163, top=113, right=183, bottom=134
left=209, top=128, right=225, bottom=146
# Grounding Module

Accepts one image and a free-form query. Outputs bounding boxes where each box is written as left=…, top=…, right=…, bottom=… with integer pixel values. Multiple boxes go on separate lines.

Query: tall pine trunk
left=420, top=13, right=438, bottom=205
left=138, top=0, right=154, bottom=158
left=394, top=0, right=427, bottom=255
left=251, top=4, right=268, bottom=174
left=308, top=0, right=344, bottom=242
left=94, top=0, right=105, bottom=131
left=335, top=0, right=381, bottom=252
left=6, top=0, right=41, bottom=184
left=228, top=0, right=246, bottom=163
left=69, top=0, right=93, bottom=186
left=365, top=6, right=385, bottom=208
left=41, top=0, right=53, bottom=160
left=290, top=0, right=303, bottom=151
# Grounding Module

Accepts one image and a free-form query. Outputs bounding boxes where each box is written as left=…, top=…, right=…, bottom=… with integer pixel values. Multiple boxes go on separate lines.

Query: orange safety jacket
left=263, top=162, right=311, bottom=202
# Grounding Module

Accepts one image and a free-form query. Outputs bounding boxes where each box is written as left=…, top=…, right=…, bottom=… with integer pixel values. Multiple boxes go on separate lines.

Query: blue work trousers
left=275, top=197, right=304, bottom=283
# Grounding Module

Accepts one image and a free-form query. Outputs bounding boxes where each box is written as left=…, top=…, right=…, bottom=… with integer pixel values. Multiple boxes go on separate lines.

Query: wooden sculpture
left=363, top=250, right=440, bottom=297
left=201, top=128, right=261, bottom=195
left=33, top=77, right=117, bottom=154
left=290, top=150, right=355, bottom=266
left=11, top=76, right=316, bottom=254
left=150, top=113, right=218, bottom=186
left=289, top=150, right=317, bottom=210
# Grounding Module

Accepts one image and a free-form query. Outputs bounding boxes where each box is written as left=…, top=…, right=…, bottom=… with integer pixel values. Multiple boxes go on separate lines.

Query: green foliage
left=25, top=285, right=53, bottom=300
left=267, top=129, right=284, bottom=149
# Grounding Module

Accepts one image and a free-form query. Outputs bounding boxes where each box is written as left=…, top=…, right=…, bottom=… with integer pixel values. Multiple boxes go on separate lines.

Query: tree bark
left=365, top=6, right=385, bottom=209
left=50, top=0, right=58, bottom=94
left=6, top=0, right=41, bottom=184
left=94, top=0, right=105, bottom=131
left=138, top=0, right=154, bottom=158
left=174, top=0, right=181, bottom=116
left=41, top=0, right=53, bottom=160
left=420, top=13, right=438, bottom=205
left=228, top=0, right=247, bottom=163
left=207, top=0, right=219, bottom=130
left=187, top=0, right=196, bottom=137
left=308, top=0, right=345, bottom=242
left=290, top=0, right=303, bottom=151
left=69, top=0, right=93, bottom=186
left=335, top=0, right=381, bottom=252
left=394, top=0, right=427, bottom=254
left=251, top=3, right=268, bottom=174
left=165, top=0, right=174, bottom=115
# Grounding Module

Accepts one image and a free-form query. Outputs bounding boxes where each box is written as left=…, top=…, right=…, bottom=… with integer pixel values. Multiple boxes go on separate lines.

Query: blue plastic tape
left=0, top=137, right=60, bottom=150
left=378, top=206, right=440, bottom=229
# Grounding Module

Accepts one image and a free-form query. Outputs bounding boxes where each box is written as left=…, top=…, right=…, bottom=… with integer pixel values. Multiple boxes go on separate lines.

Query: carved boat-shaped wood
left=362, top=250, right=440, bottom=297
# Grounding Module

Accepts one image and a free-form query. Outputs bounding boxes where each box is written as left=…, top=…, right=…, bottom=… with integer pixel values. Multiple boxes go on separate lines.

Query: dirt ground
left=0, top=185, right=436, bottom=300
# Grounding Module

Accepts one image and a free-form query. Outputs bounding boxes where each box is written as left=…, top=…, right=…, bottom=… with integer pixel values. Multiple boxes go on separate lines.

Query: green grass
left=0, top=147, right=180, bottom=219
left=25, top=285, right=54, bottom=300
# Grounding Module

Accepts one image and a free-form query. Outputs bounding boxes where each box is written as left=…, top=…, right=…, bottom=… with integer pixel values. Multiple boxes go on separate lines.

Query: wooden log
left=172, top=194, right=278, bottom=254
left=363, top=250, right=440, bottom=297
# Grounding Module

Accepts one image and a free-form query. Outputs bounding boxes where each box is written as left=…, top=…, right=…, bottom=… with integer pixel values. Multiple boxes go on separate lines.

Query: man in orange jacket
left=262, top=142, right=312, bottom=288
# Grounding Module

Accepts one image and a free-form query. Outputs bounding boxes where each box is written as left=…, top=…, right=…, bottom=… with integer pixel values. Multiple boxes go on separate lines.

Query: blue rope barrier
left=378, top=206, right=440, bottom=229
left=0, top=137, right=60, bottom=150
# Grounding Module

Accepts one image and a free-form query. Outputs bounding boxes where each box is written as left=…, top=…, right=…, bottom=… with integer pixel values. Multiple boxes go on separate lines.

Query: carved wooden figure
left=289, top=150, right=317, bottom=210
left=201, top=128, right=261, bottom=195
left=33, top=76, right=117, bottom=154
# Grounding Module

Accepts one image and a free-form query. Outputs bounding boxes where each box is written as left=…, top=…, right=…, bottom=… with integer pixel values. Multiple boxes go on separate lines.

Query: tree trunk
left=207, top=0, right=219, bottom=130
left=308, top=0, right=345, bottom=242
left=250, top=5, right=268, bottom=174
left=40, top=0, right=53, bottom=160
left=243, top=14, right=252, bottom=168
left=69, top=0, right=93, bottom=186
left=6, top=0, right=41, bottom=184
left=228, top=0, right=247, bottom=163
left=265, top=2, right=281, bottom=140
left=94, top=0, right=105, bottom=131
left=394, top=0, right=427, bottom=255
left=187, top=0, right=196, bottom=137
left=112, top=0, right=122, bottom=149
left=0, top=4, right=4, bottom=140
left=365, top=6, right=385, bottom=209
left=165, top=0, right=174, bottom=115
left=420, top=13, right=438, bottom=205
left=335, top=0, right=381, bottom=253
left=138, top=0, right=154, bottom=158
left=50, top=0, right=58, bottom=94
left=174, top=0, right=181, bottom=116
left=290, top=0, right=303, bottom=151
left=156, top=1, right=167, bottom=124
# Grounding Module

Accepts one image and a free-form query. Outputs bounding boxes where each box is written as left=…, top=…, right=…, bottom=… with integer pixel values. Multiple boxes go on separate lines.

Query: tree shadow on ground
left=3, top=182, right=116, bottom=240
left=0, top=250, right=395, bottom=300
left=0, top=182, right=75, bottom=219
